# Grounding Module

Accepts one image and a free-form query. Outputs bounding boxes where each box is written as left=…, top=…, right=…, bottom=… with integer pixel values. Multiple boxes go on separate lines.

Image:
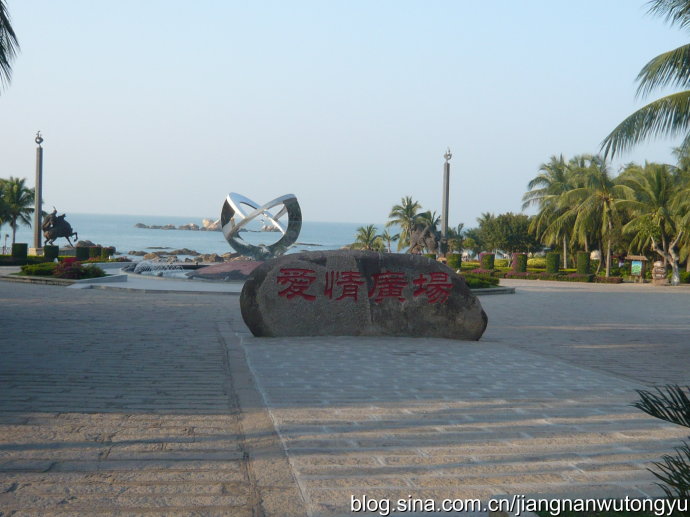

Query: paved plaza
left=0, top=277, right=689, bottom=516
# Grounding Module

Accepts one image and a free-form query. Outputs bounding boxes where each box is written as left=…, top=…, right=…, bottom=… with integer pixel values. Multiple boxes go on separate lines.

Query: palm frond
left=601, top=90, right=690, bottom=158
left=647, top=0, right=690, bottom=30
left=0, top=0, right=20, bottom=88
left=635, top=384, right=690, bottom=427
left=636, top=44, right=690, bottom=97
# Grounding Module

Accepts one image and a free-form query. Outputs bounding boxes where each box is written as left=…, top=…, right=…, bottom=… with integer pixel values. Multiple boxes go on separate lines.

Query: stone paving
left=1, top=277, right=689, bottom=516
left=0, top=283, right=264, bottom=516
left=233, top=279, right=690, bottom=516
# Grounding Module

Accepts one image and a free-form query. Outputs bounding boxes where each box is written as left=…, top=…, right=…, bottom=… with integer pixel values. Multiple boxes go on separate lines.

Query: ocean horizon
left=6, top=213, right=387, bottom=257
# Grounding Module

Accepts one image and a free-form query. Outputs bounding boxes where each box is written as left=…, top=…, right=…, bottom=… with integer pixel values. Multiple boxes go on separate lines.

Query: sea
left=6, top=213, right=379, bottom=258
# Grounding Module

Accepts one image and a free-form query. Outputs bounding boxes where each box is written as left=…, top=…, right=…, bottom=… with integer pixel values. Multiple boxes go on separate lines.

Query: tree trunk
left=562, top=235, right=568, bottom=269
left=669, top=234, right=683, bottom=286
left=11, top=222, right=16, bottom=245
left=605, top=238, right=611, bottom=277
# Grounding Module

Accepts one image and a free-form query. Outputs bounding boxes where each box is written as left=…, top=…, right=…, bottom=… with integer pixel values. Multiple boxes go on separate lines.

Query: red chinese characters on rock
left=412, top=272, right=453, bottom=304
left=276, top=268, right=317, bottom=300
left=276, top=268, right=453, bottom=304
left=324, top=271, right=366, bottom=301
left=368, top=271, right=408, bottom=303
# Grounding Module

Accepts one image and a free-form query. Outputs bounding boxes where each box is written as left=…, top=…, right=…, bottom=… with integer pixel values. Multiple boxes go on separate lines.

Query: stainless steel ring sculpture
left=220, top=193, right=302, bottom=260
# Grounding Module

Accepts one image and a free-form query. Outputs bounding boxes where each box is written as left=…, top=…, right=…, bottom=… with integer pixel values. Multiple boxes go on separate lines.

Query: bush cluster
left=461, top=272, right=499, bottom=288
left=576, top=251, right=590, bottom=275
left=527, top=257, right=546, bottom=268
left=446, top=253, right=462, bottom=271
left=479, top=253, right=495, bottom=270
left=20, top=262, right=58, bottom=276
left=545, top=252, right=560, bottom=273
left=54, top=261, right=106, bottom=279
left=511, top=253, right=527, bottom=273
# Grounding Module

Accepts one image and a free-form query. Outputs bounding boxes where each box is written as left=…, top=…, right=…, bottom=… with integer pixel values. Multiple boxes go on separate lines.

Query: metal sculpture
left=42, top=208, right=78, bottom=246
left=220, top=193, right=302, bottom=260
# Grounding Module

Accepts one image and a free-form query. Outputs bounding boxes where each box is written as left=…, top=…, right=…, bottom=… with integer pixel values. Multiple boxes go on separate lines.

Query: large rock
left=240, top=250, right=487, bottom=340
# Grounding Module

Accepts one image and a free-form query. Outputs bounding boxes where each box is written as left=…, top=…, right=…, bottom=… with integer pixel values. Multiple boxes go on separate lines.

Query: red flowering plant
left=54, top=261, right=105, bottom=279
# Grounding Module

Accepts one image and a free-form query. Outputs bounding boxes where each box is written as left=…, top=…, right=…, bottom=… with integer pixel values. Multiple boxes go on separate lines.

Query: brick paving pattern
left=0, top=283, right=258, bottom=516
left=237, top=279, right=690, bottom=516
left=2, top=278, right=689, bottom=516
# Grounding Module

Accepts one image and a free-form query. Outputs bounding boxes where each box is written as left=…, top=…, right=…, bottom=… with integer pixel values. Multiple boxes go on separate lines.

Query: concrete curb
left=0, top=274, right=75, bottom=286
left=73, top=273, right=128, bottom=284
left=218, top=321, right=309, bottom=517
left=472, top=286, right=515, bottom=295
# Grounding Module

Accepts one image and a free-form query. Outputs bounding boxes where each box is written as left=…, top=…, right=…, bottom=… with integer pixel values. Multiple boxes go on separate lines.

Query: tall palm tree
left=558, top=156, right=633, bottom=277
left=378, top=229, right=399, bottom=253
left=601, top=0, right=690, bottom=156
left=386, top=196, right=421, bottom=251
left=522, top=155, right=577, bottom=267
left=446, top=223, right=465, bottom=253
left=351, top=224, right=383, bottom=251
left=619, top=162, right=689, bottom=284
left=0, top=0, right=19, bottom=89
left=416, top=210, right=440, bottom=232
left=2, top=177, right=34, bottom=244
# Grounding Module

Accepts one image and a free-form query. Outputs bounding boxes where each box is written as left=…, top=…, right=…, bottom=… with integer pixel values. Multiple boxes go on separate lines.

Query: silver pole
left=441, top=148, right=452, bottom=240
left=33, top=131, right=44, bottom=249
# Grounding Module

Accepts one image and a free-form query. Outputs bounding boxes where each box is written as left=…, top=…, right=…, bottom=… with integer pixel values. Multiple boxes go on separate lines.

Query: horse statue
left=42, top=209, right=78, bottom=246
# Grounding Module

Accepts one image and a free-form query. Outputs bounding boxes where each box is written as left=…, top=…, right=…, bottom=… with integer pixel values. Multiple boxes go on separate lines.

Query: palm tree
left=351, top=224, right=384, bottom=251
left=523, top=155, right=577, bottom=268
left=378, top=229, right=399, bottom=253
left=558, top=156, right=632, bottom=277
left=601, top=0, right=690, bottom=156
left=0, top=0, right=19, bottom=90
left=619, top=162, right=689, bottom=285
left=2, top=177, right=34, bottom=244
left=386, top=196, right=422, bottom=251
left=416, top=210, right=440, bottom=231
left=446, top=223, right=465, bottom=253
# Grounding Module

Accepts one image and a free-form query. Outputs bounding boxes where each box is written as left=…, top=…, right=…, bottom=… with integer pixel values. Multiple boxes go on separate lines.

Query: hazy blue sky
left=1, top=1, right=688, bottom=226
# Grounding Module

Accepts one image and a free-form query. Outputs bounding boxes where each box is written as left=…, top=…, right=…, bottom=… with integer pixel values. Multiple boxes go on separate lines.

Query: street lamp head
left=35, top=131, right=43, bottom=146
left=444, top=147, right=452, bottom=162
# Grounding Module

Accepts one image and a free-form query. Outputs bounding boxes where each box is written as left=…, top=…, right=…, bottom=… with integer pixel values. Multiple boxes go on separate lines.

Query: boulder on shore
left=240, top=250, right=488, bottom=341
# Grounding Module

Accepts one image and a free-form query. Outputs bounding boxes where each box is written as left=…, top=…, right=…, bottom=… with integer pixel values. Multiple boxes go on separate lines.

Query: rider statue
left=42, top=207, right=78, bottom=246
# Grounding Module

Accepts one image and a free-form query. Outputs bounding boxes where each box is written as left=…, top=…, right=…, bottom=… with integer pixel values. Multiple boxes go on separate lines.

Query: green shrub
left=680, top=271, right=690, bottom=284
left=461, top=272, right=499, bottom=288
left=75, top=246, right=90, bottom=261
left=546, top=252, right=560, bottom=274
left=461, top=261, right=479, bottom=271
left=101, top=246, right=116, bottom=260
left=89, top=246, right=102, bottom=259
left=446, top=253, right=462, bottom=271
left=527, top=257, right=546, bottom=268
left=480, top=253, right=495, bottom=270
left=43, top=245, right=59, bottom=262
left=511, top=253, right=527, bottom=273
left=12, top=243, right=28, bottom=260
left=494, top=258, right=509, bottom=268
left=20, top=262, right=58, bottom=276
left=576, top=251, right=590, bottom=275
left=423, top=253, right=436, bottom=260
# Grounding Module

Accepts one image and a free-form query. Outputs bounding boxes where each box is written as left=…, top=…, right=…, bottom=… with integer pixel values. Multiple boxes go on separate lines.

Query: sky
left=1, top=1, right=688, bottom=227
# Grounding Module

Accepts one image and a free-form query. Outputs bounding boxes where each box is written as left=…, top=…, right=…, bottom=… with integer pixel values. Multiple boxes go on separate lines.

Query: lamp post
left=33, top=131, right=44, bottom=249
left=440, top=148, right=452, bottom=255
